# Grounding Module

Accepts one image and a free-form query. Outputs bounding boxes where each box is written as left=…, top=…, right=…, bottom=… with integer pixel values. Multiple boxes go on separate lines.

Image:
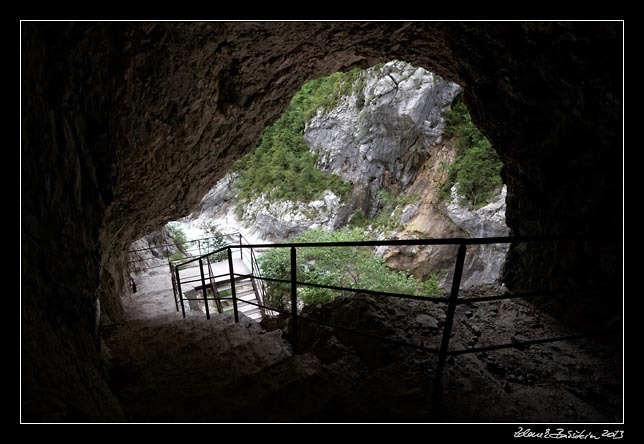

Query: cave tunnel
left=21, top=21, right=622, bottom=422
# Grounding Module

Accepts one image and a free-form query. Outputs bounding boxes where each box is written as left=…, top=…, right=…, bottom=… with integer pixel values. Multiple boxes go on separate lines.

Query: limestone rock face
left=243, top=191, right=343, bottom=242
left=304, top=61, right=461, bottom=216
left=185, top=176, right=344, bottom=242
left=128, top=228, right=180, bottom=273
left=189, top=61, right=462, bottom=243
left=22, top=22, right=621, bottom=421
left=444, top=186, right=510, bottom=289
left=380, top=173, right=508, bottom=290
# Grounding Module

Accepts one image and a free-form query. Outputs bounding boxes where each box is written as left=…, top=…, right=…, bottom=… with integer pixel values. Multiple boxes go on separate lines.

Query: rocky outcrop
left=242, top=191, right=343, bottom=242
left=381, top=168, right=508, bottom=289
left=186, top=62, right=462, bottom=242
left=305, top=61, right=461, bottom=216
left=22, top=22, right=621, bottom=421
left=444, top=186, right=509, bottom=289
left=185, top=174, right=344, bottom=242
left=128, top=228, right=180, bottom=274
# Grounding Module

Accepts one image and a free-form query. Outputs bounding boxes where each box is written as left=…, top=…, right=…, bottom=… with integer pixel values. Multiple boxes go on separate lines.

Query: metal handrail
left=168, top=232, right=270, bottom=319
left=170, top=233, right=603, bottom=267
left=169, top=233, right=618, bottom=394
left=127, top=233, right=244, bottom=254
left=231, top=272, right=449, bottom=303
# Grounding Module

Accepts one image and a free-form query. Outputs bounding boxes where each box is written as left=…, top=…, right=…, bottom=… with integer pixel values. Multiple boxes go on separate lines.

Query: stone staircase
left=179, top=259, right=264, bottom=321
left=216, top=276, right=264, bottom=320
left=103, top=310, right=335, bottom=422
left=111, top=259, right=348, bottom=422
left=116, top=259, right=622, bottom=423
left=111, top=272, right=621, bottom=422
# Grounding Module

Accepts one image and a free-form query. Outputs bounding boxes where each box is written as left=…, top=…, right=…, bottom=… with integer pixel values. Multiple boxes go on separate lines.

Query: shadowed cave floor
left=103, top=264, right=622, bottom=423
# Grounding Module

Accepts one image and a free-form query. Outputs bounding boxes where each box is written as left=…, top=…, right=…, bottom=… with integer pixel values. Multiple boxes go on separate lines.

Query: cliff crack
left=387, top=73, right=399, bottom=89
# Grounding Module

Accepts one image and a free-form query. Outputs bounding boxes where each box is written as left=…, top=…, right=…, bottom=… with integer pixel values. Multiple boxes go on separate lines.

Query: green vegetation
left=166, top=223, right=188, bottom=254
left=233, top=70, right=366, bottom=209
left=258, top=227, right=440, bottom=310
left=169, top=252, right=185, bottom=261
left=349, top=209, right=368, bottom=228
left=377, top=189, right=420, bottom=208
left=213, top=288, right=233, bottom=311
left=199, top=222, right=229, bottom=262
left=439, top=95, right=503, bottom=207
left=349, top=190, right=420, bottom=233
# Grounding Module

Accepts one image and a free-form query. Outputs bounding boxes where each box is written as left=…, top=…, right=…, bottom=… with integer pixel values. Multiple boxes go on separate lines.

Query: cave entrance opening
left=138, top=61, right=509, bottom=318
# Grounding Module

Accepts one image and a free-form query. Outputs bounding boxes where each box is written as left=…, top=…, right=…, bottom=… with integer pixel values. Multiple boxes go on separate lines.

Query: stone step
left=236, top=289, right=257, bottom=299
left=214, top=353, right=326, bottom=421
left=215, top=279, right=254, bottom=294
left=114, top=329, right=293, bottom=421
left=120, top=311, right=232, bottom=332
left=223, top=301, right=260, bottom=313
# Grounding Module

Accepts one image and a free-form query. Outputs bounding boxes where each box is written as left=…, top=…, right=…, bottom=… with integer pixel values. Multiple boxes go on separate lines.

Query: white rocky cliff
left=305, top=60, right=462, bottom=215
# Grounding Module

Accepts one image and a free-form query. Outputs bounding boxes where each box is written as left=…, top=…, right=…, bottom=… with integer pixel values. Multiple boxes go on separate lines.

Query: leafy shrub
left=200, top=222, right=232, bottom=262
left=169, top=252, right=185, bottom=261
left=349, top=209, right=368, bottom=227
left=440, top=95, right=503, bottom=207
left=258, top=227, right=440, bottom=309
left=349, top=190, right=419, bottom=233
left=232, top=70, right=363, bottom=210
left=166, top=223, right=188, bottom=254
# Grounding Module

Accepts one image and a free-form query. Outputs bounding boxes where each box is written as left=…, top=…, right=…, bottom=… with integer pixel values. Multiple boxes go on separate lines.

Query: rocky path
left=105, top=261, right=334, bottom=422
left=104, top=263, right=622, bottom=422
left=122, top=258, right=181, bottom=320
left=440, top=298, right=622, bottom=422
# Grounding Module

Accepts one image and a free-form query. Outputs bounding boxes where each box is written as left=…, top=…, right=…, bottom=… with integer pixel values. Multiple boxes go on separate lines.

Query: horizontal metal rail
left=164, top=233, right=618, bottom=399
left=238, top=233, right=609, bottom=249
left=127, top=233, right=243, bottom=254
left=232, top=272, right=449, bottom=303
left=171, top=234, right=609, bottom=267
left=446, top=334, right=588, bottom=355
left=458, top=287, right=609, bottom=303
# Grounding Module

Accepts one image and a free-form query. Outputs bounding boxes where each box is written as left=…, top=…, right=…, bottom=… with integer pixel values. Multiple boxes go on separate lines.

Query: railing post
left=239, top=233, right=243, bottom=260
left=227, top=247, right=240, bottom=323
left=170, top=263, right=179, bottom=312
left=199, top=258, right=211, bottom=320
left=175, top=264, right=186, bottom=319
left=290, top=247, right=299, bottom=353
left=434, top=242, right=467, bottom=396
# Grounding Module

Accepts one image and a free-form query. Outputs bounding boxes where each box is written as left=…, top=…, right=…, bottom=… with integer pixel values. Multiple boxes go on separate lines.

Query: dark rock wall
left=22, top=23, right=124, bottom=421
left=21, top=21, right=621, bottom=421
